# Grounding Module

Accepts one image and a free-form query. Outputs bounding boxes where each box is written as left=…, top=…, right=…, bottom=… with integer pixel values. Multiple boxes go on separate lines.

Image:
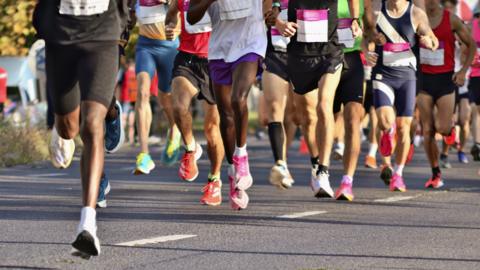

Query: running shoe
left=364, top=155, right=378, bottom=169
left=104, top=100, right=125, bottom=154
left=269, top=163, right=295, bottom=189
left=50, top=127, right=75, bottom=169
left=96, top=173, right=111, bottom=208
left=332, top=143, right=344, bottom=161
left=380, top=164, right=393, bottom=186
left=458, top=151, right=469, bottom=164
left=228, top=166, right=249, bottom=210
left=443, top=127, right=456, bottom=146
left=200, top=180, right=222, bottom=206
left=406, top=143, right=414, bottom=164
left=311, top=171, right=334, bottom=198
left=335, top=182, right=354, bottom=201
left=380, top=124, right=396, bottom=157
left=424, top=175, right=444, bottom=189
left=71, top=229, right=100, bottom=258
left=161, top=128, right=181, bottom=166
left=471, top=144, right=480, bottom=161
left=179, top=144, right=203, bottom=182
left=389, top=174, right=407, bottom=192
left=133, top=153, right=155, bottom=175
left=440, top=154, right=452, bottom=169
left=413, top=134, right=423, bottom=147
left=232, top=153, right=253, bottom=191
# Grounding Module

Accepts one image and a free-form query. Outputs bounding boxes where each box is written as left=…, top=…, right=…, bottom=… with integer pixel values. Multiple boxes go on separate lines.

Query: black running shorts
left=264, top=51, right=289, bottom=82
left=419, top=72, right=456, bottom=102
left=333, top=51, right=365, bottom=113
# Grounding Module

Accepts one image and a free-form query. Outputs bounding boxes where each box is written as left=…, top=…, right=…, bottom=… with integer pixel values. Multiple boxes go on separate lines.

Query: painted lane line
left=277, top=211, right=327, bottom=219
left=114, top=234, right=197, bottom=247
left=374, top=195, right=416, bottom=203
left=28, top=173, right=68, bottom=177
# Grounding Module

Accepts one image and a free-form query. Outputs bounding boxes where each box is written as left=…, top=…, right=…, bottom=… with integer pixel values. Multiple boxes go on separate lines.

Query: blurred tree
left=0, top=0, right=36, bottom=56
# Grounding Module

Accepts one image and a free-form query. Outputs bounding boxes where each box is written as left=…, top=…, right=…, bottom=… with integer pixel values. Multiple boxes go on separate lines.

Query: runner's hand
left=453, top=70, right=467, bottom=86
left=266, top=7, right=280, bottom=26
left=165, top=23, right=176, bottom=41
left=275, top=20, right=297, bottom=38
left=365, top=51, right=378, bottom=67
left=351, top=19, right=363, bottom=39
left=374, top=33, right=387, bottom=46
left=420, top=35, right=439, bottom=51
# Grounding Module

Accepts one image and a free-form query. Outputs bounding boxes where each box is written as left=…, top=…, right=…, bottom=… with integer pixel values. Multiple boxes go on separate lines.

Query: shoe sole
left=230, top=191, right=249, bottom=210
left=365, top=163, right=378, bottom=169
left=336, top=193, right=354, bottom=201
left=105, top=101, right=126, bottom=154
left=96, top=200, right=107, bottom=208
left=236, top=176, right=253, bottom=191
left=132, top=164, right=155, bottom=175
left=314, top=188, right=334, bottom=198
left=71, top=231, right=99, bottom=257
left=380, top=168, right=393, bottom=186
left=200, top=199, right=222, bottom=206
left=269, top=169, right=291, bottom=190
left=332, top=152, right=343, bottom=161
left=391, top=187, right=407, bottom=192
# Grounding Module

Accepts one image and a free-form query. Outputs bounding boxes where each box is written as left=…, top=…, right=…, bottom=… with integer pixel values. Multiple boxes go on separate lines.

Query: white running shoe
left=269, top=163, right=294, bottom=189
left=311, top=171, right=334, bottom=198
left=50, top=127, right=75, bottom=169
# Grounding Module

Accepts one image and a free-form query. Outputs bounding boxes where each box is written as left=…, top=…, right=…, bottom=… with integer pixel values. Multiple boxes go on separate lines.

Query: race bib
left=271, top=4, right=290, bottom=52
left=219, top=0, right=251, bottom=21
left=337, top=19, right=355, bottom=48
left=383, top=43, right=416, bottom=67
left=296, top=9, right=328, bottom=43
left=420, top=41, right=444, bottom=66
left=59, top=0, right=109, bottom=16
left=183, top=0, right=211, bottom=33
left=137, top=0, right=168, bottom=25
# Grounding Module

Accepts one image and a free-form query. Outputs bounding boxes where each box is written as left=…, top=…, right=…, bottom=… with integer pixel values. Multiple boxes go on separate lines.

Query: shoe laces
left=180, top=152, right=194, bottom=174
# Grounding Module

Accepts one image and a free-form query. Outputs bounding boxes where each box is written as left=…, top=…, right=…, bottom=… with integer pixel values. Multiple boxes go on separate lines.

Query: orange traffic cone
left=299, top=136, right=309, bottom=155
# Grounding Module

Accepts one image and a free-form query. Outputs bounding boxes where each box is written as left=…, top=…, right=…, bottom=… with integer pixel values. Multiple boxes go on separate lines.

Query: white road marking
left=28, top=173, right=68, bottom=177
left=114, top=234, right=197, bottom=247
left=277, top=211, right=327, bottom=219
left=374, top=195, right=416, bottom=203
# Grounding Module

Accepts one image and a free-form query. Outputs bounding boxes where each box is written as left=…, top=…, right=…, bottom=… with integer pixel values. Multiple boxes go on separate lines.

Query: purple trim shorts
left=208, top=53, right=263, bottom=85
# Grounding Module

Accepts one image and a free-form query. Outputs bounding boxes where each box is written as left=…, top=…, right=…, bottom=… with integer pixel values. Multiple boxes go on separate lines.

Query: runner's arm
left=348, top=0, right=362, bottom=38
left=187, top=0, right=215, bottom=25
left=165, top=0, right=180, bottom=40
left=452, top=14, right=476, bottom=73
left=413, top=6, right=439, bottom=50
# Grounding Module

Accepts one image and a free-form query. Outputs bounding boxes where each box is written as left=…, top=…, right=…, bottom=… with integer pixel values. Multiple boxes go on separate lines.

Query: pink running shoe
left=228, top=166, right=249, bottom=210
left=425, top=175, right=444, bottom=189
left=380, top=124, right=396, bottom=157
left=233, top=154, right=253, bottom=191
left=335, top=182, right=354, bottom=201
left=390, top=173, right=407, bottom=192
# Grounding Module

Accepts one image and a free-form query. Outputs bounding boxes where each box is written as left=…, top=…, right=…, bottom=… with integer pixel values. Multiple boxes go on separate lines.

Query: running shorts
left=333, top=51, right=365, bottom=114
left=287, top=49, right=344, bottom=95
left=45, top=41, right=118, bottom=115
left=209, top=53, right=263, bottom=86
left=372, top=75, right=416, bottom=117
left=135, top=35, right=179, bottom=93
left=173, top=51, right=215, bottom=105
left=468, top=77, right=480, bottom=105
left=264, top=51, right=289, bottom=82
left=419, top=72, right=456, bottom=102
left=364, top=80, right=374, bottom=111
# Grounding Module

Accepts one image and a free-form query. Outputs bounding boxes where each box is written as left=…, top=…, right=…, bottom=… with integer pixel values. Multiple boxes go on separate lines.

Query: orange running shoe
left=443, top=127, right=456, bottom=146
left=200, top=180, right=222, bottom=206
left=178, top=144, right=203, bottom=182
left=365, top=155, right=378, bottom=169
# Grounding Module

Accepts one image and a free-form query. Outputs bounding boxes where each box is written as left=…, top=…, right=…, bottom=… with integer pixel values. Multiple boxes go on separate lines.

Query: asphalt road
left=0, top=138, right=479, bottom=270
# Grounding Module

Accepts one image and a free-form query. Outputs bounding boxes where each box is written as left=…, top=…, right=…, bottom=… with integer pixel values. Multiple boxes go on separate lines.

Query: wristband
left=272, top=2, right=281, bottom=8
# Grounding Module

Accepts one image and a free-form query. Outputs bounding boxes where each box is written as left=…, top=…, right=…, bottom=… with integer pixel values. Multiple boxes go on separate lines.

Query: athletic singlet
left=470, top=19, right=480, bottom=78
left=267, top=0, right=290, bottom=53
left=178, top=0, right=210, bottom=58
left=287, top=0, right=342, bottom=56
left=136, top=1, right=180, bottom=40
left=420, top=10, right=455, bottom=74
left=373, top=1, right=417, bottom=80
left=337, top=0, right=364, bottom=53
left=207, top=0, right=267, bottom=62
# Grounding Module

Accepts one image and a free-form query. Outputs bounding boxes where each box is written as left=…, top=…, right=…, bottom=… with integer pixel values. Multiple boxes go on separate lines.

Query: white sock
left=185, top=139, right=196, bottom=152
left=394, top=164, right=405, bottom=176
left=79, top=207, right=97, bottom=234
left=341, top=175, right=353, bottom=184
left=234, top=144, right=247, bottom=156
left=368, top=144, right=378, bottom=157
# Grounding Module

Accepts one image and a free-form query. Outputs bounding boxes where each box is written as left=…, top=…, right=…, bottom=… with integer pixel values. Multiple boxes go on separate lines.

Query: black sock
left=440, top=153, right=448, bottom=159
left=317, top=164, right=329, bottom=175
left=310, top=156, right=319, bottom=167
left=268, top=122, right=285, bottom=162
left=432, top=166, right=441, bottom=177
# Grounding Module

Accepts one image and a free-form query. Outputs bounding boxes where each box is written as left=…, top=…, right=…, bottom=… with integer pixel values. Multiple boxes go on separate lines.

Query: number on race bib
left=296, top=9, right=329, bottom=43
left=420, top=42, right=445, bottom=66
left=59, top=0, right=109, bottom=16
left=337, top=19, right=355, bottom=48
